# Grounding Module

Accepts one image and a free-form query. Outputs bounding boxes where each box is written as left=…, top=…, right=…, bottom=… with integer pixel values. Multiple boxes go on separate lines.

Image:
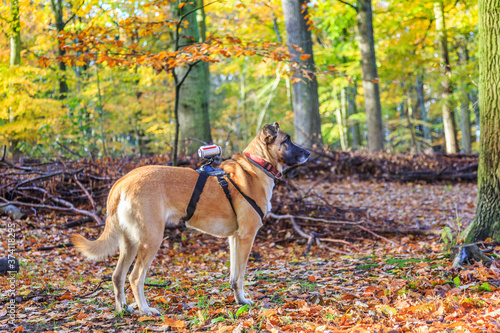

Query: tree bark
left=282, top=0, right=322, bottom=147
left=174, top=0, right=211, bottom=153
left=415, top=72, right=431, bottom=144
left=355, top=0, right=384, bottom=151
left=50, top=0, right=69, bottom=99
left=334, top=87, right=348, bottom=150
left=347, top=81, right=362, bottom=149
left=404, top=96, right=419, bottom=153
left=458, top=44, right=472, bottom=153
left=465, top=0, right=500, bottom=243
left=10, top=0, right=21, bottom=66
left=434, top=1, right=458, bottom=153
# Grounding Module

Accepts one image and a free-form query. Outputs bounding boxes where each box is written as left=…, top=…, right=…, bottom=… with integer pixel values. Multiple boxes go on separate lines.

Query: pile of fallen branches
left=0, top=149, right=183, bottom=224
left=308, top=150, right=478, bottom=182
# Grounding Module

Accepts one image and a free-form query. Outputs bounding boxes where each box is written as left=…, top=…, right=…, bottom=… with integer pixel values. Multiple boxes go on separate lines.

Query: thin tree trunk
left=434, top=1, right=458, bottom=153
left=340, top=87, right=349, bottom=150
left=458, top=44, right=472, bottom=153
left=415, top=72, right=431, bottom=144
left=465, top=0, right=500, bottom=243
left=282, top=0, right=322, bottom=147
left=356, top=0, right=384, bottom=151
left=174, top=0, right=211, bottom=152
left=197, top=0, right=210, bottom=125
left=333, top=87, right=347, bottom=150
left=50, top=0, right=69, bottom=99
left=10, top=0, right=21, bottom=66
left=405, top=96, right=419, bottom=153
left=347, top=81, right=362, bottom=149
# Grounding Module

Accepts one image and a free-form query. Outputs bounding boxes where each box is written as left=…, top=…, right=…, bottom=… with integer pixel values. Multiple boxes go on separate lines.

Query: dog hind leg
left=129, top=237, right=163, bottom=316
left=112, top=234, right=138, bottom=314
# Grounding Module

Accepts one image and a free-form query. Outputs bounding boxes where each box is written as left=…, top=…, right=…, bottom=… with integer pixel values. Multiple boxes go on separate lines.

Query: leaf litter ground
left=1, top=178, right=499, bottom=332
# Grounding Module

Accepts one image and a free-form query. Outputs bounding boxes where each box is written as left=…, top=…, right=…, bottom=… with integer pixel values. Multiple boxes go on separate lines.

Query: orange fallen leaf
left=58, top=292, right=73, bottom=301
left=14, top=326, right=24, bottom=332
left=164, top=318, right=186, bottom=328
left=308, top=275, right=316, bottom=282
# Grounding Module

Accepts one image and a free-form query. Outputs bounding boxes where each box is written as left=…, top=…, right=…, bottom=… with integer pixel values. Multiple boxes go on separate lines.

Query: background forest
left=0, top=0, right=479, bottom=159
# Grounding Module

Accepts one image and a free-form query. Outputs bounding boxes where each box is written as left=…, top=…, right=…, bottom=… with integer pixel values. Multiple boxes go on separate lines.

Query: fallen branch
left=356, top=225, right=398, bottom=246
left=268, top=212, right=398, bottom=247
left=267, top=213, right=362, bottom=225
left=0, top=199, right=103, bottom=225
left=15, top=243, right=73, bottom=253
left=319, top=238, right=360, bottom=251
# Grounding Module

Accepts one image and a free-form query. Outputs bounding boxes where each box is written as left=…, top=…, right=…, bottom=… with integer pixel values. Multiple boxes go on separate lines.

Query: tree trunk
left=347, top=81, right=362, bottom=149
left=464, top=0, right=500, bottom=243
left=458, top=44, right=472, bottom=153
left=174, top=0, right=211, bottom=152
left=50, top=0, right=69, bottom=99
left=10, top=0, right=21, bottom=66
left=340, top=87, right=349, bottom=149
left=356, top=0, right=384, bottom=151
left=415, top=72, right=431, bottom=144
left=334, top=87, right=348, bottom=150
left=282, top=0, right=322, bottom=147
left=405, top=96, right=419, bottom=153
left=197, top=0, right=210, bottom=125
left=434, top=1, right=458, bottom=153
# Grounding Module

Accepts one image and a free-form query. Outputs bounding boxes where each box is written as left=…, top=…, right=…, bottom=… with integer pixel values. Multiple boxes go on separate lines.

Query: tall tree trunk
left=174, top=0, right=211, bottom=152
left=282, top=0, right=322, bottom=147
left=415, top=72, right=431, bottom=144
left=458, top=44, right=472, bottom=153
left=465, top=0, right=500, bottom=243
left=434, top=1, right=458, bottom=153
left=340, top=87, right=349, bottom=149
left=50, top=0, right=69, bottom=99
left=334, top=87, right=347, bottom=150
left=10, top=0, right=21, bottom=66
left=404, top=96, right=419, bottom=153
left=196, top=0, right=210, bottom=124
left=347, top=81, right=362, bottom=149
left=356, top=0, right=384, bottom=151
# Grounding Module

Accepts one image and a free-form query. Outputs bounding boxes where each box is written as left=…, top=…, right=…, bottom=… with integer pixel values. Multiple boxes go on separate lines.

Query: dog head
left=261, top=122, right=310, bottom=167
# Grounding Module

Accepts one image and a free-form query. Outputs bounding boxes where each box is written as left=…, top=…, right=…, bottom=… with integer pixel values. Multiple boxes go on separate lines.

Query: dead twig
left=319, top=238, right=360, bottom=251
left=0, top=146, right=33, bottom=171
left=267, top=212, right=362, bottom=225
left=355, top=225, right=398, bottom=246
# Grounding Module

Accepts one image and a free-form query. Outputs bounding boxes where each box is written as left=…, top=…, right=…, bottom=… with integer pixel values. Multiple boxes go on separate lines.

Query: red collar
left=245, top=153, right=282, bottom=178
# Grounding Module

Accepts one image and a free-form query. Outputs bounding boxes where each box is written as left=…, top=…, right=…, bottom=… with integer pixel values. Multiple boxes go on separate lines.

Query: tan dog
left=71, top=122, right=310, bottom=316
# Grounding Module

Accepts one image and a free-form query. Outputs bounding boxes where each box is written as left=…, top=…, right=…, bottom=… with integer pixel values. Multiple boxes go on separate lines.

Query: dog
left=71, top=122, right=310, bottom=316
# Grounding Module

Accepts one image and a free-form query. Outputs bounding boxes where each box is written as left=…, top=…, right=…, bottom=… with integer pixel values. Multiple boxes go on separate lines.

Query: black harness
left=181, top=165, right=265, bottom=222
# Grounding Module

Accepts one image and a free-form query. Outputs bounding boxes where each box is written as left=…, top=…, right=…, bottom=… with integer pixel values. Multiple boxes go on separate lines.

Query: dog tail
left=70, top=216, right=119, bottom=260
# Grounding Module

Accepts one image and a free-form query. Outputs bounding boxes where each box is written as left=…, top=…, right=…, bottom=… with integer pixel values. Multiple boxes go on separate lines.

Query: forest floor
left=1, top=176, right=500, bottom=332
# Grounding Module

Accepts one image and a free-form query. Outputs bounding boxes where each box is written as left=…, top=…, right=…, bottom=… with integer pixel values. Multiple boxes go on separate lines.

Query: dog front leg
left=229, top=231, right=257, bottom=305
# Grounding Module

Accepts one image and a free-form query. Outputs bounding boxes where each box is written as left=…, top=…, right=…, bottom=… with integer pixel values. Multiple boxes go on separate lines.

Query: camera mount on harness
left=181, top=145, right=264, bottom=223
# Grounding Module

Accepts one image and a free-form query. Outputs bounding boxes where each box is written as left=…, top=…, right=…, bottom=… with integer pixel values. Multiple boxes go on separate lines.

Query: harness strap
left=225, top=174, right=265, bottom=220
left=182, top=171, right=209, bottom=222
left=182, top=170, right=265, bottom=222
left=217, top=174, right=237, bottom=216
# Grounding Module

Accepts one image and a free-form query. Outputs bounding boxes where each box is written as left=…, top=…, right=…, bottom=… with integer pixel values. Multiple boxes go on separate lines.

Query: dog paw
left=237, top=297, right=254, bottom=305
left=116, top=304, right=134, bottom=315
left=141, top=307, right=161, bottom=316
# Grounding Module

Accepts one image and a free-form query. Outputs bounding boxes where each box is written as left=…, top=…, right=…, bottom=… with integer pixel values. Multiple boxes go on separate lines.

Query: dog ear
left=262, top=122, right=279, bottom=144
